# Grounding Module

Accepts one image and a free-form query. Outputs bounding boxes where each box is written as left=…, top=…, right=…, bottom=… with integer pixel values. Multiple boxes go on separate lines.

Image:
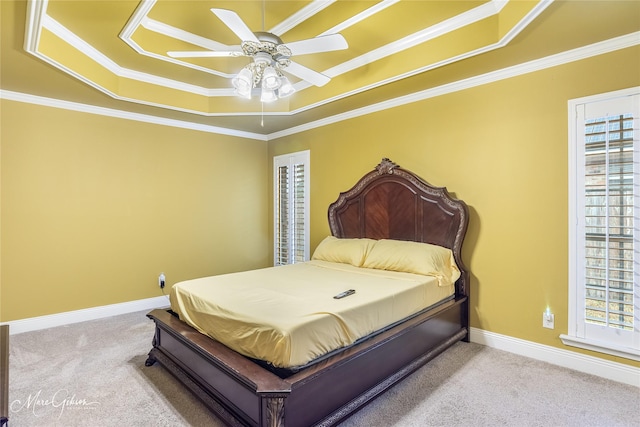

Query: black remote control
left=333, top=289, right=356, bottom=299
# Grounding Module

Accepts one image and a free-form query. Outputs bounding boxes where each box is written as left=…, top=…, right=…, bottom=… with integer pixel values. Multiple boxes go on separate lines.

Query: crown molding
left=319, top=0, right=400, bottom=37
left=269, top=0, right=336, bottom=36
left=323, top=0, right=509, bottom=80
left=0, top=90, right=267, bottom=141
left=3, top=32, right=638, bottom=141
left=39, top=14, right=230, bottom=95
left=24, top=0, right=548, bottom=116
left=268, top=31, right=640, bottom=140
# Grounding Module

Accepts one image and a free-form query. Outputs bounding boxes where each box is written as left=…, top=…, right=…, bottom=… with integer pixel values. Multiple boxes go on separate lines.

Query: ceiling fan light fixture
left=232, top=66, right=254, bottom=99
left=235, top=86, right=252, bottom=100
left=261, top=66, right=281, bottom=90
left=260, top=87, right=277, bottom=103
left=277, top=75, right=296, bottom=98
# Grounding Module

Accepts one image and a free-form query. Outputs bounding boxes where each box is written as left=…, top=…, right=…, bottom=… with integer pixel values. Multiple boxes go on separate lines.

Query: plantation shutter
left=275, top=164, right=290, bottom=266
left=571, top=92, right=640, bottom=353
left=274, top=151, right=309, bottom=266
left=292, top=162, right=306, bottom=262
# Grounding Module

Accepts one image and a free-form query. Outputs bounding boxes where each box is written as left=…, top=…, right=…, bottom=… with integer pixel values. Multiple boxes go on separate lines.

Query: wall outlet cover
left=543, top=312, right=555, bottom=329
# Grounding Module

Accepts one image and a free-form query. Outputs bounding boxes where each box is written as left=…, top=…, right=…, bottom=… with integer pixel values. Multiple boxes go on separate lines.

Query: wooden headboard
left=328, top=158, right=469, bottom=297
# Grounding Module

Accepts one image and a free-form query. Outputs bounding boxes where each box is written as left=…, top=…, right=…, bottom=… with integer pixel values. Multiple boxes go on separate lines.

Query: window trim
left=563, top=87, right=640, bottom=361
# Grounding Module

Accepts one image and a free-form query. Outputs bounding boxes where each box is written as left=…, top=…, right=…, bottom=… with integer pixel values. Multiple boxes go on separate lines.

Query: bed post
left=260, top=395, right=286, bottom=427
left=460, top=271, right=471, bottom=342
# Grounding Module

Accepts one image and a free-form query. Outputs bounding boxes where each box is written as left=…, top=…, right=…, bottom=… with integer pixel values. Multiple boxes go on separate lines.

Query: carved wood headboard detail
left=328, top=158, right=469, bottom=296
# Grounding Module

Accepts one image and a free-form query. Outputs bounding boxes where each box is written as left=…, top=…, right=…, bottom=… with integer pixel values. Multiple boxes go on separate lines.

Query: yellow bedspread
left=170, top=260, right=454, bottom=368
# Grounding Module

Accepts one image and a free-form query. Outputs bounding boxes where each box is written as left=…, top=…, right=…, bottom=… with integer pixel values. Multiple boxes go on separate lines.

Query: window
left=273, top=150, right=310, bottom=266
left=563, top=88, right=640, bottom=360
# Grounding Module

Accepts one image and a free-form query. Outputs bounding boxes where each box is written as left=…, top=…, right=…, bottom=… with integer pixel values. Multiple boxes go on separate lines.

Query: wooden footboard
left=146, top=309, right=291, bottom=426
left=146, top=295, right=467, bottom=427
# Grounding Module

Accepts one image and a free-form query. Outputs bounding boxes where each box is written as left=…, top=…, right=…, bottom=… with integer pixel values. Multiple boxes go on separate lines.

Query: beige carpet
left=7, top=310, right=639, bottom=427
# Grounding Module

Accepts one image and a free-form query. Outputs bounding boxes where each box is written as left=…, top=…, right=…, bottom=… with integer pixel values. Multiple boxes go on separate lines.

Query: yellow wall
left=0, top=100, right=269, bottom=321
left=268, top=46, right=640, bottom=368
left=1, top=45, right=638, bottom=370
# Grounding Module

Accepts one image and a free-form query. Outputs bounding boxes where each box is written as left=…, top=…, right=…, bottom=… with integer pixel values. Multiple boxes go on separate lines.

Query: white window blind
left=564, top=89, right=640, bottom=360
left=274, top=151, right=309, bottom=266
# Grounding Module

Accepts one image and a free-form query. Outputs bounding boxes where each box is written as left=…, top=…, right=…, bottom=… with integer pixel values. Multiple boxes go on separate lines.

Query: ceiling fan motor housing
left=241, top=32, right=292, bottom=67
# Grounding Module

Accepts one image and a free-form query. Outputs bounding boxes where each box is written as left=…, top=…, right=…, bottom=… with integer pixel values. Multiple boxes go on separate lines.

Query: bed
left=145, top=158, right=470, bottom=427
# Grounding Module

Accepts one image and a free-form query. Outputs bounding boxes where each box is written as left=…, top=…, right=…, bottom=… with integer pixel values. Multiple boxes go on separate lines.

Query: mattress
left=170, top=260, right=454, bottom=369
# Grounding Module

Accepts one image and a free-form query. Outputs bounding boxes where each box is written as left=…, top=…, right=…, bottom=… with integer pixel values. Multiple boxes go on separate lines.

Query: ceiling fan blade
left=286, top=34, right=348, bottom=56
left=167, top=48, right=243, bottom=58
left=285, top=61, right=331, bottom=87
left=211, top=8, right=259, bottom=43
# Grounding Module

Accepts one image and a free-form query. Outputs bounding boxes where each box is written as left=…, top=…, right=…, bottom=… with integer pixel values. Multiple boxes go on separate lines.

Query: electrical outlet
left=158, top=273, right=166, bottom=289
left=543, top=311, right=554, bottom=329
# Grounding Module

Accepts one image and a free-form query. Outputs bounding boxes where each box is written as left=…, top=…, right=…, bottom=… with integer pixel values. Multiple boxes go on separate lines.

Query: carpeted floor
left=6, top=310, right=639, bottom=427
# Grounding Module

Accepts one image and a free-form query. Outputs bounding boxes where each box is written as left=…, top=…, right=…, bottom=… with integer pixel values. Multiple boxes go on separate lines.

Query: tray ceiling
left=24, top=1, right=549, bottom=113
left=3, top=0, right=638, bottom=136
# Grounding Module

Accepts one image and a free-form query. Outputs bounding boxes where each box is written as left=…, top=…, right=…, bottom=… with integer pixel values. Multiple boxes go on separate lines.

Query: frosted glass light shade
left=277, top=76, right=296, bottom=98
left=262, top=66, right=281, bottom=90
left=232, top=67, right=254, bottom=99
left=260, top=87, right=277, bottom=103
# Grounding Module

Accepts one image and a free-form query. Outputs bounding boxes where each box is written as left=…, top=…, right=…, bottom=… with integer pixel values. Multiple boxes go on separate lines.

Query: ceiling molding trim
left=0, top=90, right=267, bottom=142
left=276, top=0, right=549, bottom=115
left=286, top=1, right=551, bottom=117
left=118, top=0, right=233, bottom=78
left=140, top=17, right=233, bottom=53
left=270, top=0, right=336, bottom=36
left=23, top=0, right=551, bottom=117
left=124, top=17, right=236, bottom=78
left=8, top=31, right=636, bottom=142
left=31, top=14, right=235, bottom=97
left=20, top=43, right=238, bottom=117
left=320, top=0, right=509, bottom=81
left=24, top=0, right=47, bottom=51
left=319, top=0, right=400, bottom=37
left=499, top=0, right=554, bottom=46
left=119, top=0, right=155, bottom=41
left=120, top=37, right=233, bottom=80
left=267, top=32, right=640, bottom=140
left=41, top=14, right=120, bottom=74
left=287, top=0, right=515, bottom=97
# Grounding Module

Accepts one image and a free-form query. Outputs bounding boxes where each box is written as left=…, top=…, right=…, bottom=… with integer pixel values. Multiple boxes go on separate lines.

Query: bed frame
left=145, top=158, right=469, bottom=427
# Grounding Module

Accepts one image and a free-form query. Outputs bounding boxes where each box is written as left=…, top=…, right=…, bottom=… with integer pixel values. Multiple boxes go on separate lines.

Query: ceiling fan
left=168, top=8, right=348, bottom=101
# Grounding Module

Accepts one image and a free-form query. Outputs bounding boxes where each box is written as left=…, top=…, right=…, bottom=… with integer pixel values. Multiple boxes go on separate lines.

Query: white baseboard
left=470, top=327, right=640, bottom=387
left=4, top=302, right=638, bottom=387
left=2, top=296, right=169, bottom=335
